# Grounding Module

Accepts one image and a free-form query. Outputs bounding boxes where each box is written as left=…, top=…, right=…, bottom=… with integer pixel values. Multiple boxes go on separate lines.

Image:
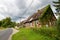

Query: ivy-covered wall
left=39, top=5, right=56, bottom=26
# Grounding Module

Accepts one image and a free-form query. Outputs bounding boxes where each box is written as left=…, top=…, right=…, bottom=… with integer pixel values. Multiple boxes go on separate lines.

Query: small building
left=20, top=5, right=57, bottom=28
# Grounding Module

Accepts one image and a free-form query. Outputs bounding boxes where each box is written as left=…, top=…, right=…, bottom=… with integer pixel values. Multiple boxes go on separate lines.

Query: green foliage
left=9, top=22, right=16, bottom=28
left=33, top=27, right=57, bottom=38
left=56, top=17, right=60, bottom=30
left=53, top=0, right=60, bottom=39
left=39, top=5, right=53, bottom=25
left=55, top=17, right=60, bottom=40
left=41, top=5, right=50, bottom=18
left=0, top=17, right=16, bottom=28
left=12, top=28, right=56, bottom=40
left=33, top=27, right=58, bottom=40
left=39, top=5, right=49, bottom=24
left=53, top=0, right=60, bottom=15
left=0, top=21, right=2, bottom=26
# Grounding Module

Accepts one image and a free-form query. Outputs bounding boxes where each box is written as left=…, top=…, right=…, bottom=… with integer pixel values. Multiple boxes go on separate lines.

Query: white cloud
left=0, top=0, right=20, bottom=19
left=0, top=0, right=56, bottom=22
left=0, top=14, right=5, bottom=20
left=26, top=0, right=32, bottom=6
left=32, top=0, right=41, bottom=6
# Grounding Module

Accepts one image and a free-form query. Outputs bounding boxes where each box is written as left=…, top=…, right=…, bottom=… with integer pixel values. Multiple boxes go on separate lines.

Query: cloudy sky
left=0, top=0, right=56, bottom=22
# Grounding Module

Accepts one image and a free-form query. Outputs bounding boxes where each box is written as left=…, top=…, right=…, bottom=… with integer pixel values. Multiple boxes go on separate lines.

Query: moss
left=40, top=5, right=50, bottom=18
left=39, top=4, right=54, bottom=24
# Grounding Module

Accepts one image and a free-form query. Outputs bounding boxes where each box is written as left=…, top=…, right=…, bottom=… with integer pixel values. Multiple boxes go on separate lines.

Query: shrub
left=12, top=28, right=56, bottom=40
left=33, top=27, right=58, bottom=38
left=55, top=17, right=60, bottom=40
left=56, top=17, right=60, bottom=32
left=0, top=17, right=16, bottom=28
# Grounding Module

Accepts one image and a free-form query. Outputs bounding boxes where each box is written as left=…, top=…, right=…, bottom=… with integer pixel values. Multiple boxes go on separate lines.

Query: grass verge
left=0, top=27, right=6, bottom=30
left=12, top=28, right=56, bottom=40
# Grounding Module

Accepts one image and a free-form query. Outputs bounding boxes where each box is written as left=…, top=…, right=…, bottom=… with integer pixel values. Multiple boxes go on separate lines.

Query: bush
left=0, top=17, right=16, bottom=28
left=56, top=17, right=60, bottom=32
left=33, top=27, right=58, bottom=38
left=0, top=21, right=2, bottom=26
left=12, top=28, right=56, bottom=40
left=55, top=17, right=60, bottom=40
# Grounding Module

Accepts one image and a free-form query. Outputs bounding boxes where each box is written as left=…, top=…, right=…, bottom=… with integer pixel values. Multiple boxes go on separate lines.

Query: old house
left=21, top=5, right=56, bottom=28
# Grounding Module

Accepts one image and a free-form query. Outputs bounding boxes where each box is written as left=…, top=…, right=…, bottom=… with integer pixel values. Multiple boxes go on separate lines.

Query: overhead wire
left=19, top=0, right=34, bottom=18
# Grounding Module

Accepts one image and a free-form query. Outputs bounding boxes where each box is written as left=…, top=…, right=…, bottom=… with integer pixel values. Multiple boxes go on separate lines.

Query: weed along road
left=0, top=28, right=13, bottom=40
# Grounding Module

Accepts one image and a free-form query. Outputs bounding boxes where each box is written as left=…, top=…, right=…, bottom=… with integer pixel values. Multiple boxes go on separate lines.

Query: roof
left=23, top=5, right=56, bottom=24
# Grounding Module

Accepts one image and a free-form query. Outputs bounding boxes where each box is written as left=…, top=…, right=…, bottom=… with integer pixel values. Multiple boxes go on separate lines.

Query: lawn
left=12, top=28, right=56, bottom=40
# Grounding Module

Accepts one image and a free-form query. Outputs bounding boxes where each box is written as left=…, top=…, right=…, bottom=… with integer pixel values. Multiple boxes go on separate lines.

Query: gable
left=23, top=5, right=56, bottom=24
left=40, top=5, right=56, bottom=22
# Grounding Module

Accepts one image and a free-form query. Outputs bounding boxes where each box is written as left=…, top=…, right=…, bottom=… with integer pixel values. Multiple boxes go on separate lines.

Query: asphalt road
left=0, top=28, right=13, bottom=40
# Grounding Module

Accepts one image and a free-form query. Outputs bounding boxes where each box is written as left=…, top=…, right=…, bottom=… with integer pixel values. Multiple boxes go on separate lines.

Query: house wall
left=24, top=16, right=56, bottom=27
left=24, top=20, right=42, bottom=28
left=24, top=23, right=30, bottom=27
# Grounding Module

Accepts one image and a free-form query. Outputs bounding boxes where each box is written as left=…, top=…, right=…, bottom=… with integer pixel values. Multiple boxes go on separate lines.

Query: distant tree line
left=0, top=17, right=16, bottom=28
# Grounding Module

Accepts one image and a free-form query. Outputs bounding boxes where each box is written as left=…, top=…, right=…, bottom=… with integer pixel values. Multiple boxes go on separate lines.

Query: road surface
left=0, top=28, right=13, bottom=40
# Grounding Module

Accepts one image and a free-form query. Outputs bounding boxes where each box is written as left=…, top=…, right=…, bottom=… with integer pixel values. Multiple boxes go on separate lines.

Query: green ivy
left=39, top=5, right=54, bottom=25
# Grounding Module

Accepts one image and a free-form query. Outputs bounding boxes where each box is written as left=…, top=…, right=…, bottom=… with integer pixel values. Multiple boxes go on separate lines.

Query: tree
left=0, top=21, right=2, bottom=26
left=9, top=22, right=16, bottom=28
left=1, top=17, right=11, bottom=27
left=53, top=0, right=60, bottom=16
left=53, top=0, right=60, bottom=39
left=55, top=17, right=60, bottom=40
left=1, top=17, right=16, bottom=28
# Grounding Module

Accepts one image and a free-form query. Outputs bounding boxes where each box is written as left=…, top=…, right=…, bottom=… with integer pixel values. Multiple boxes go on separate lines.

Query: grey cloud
left=13, top=0, right=55, bottom=22
left=0, top=0, right=57, bottom=22
left=15, top=0, right=27, bottom=9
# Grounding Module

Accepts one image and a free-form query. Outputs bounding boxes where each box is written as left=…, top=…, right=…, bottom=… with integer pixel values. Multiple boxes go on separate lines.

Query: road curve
left=0, top=28, right=13, bottom=40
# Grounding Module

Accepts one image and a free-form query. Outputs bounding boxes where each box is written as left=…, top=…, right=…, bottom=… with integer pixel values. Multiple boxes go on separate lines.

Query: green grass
left=12, top=28, right=56, bottom=40
left=0, top=27, right=6, bottom=30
